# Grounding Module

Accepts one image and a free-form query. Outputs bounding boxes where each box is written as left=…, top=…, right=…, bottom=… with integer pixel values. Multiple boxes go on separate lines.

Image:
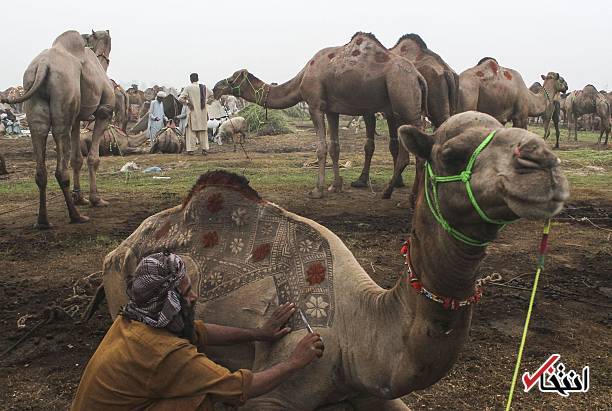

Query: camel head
left=82, top=29, right=111, bottom=64
left=399, top=111, right=569, bottom=242
left=213, top=69, right=252, bottom=99
left=541, top=72, right=568, bottom=95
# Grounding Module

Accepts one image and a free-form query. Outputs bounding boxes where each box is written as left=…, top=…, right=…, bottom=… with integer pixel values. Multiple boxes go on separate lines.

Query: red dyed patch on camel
left=352, top=50, right=361, bottom=57
left=400, top=45, right=407, bottom=53
left=356, top=38, right=363, bottom=45
left=328, top=53, right=335, bottom=59
left=251, top=243, right=271, bottom=262
left=375, top=51, right=390, bottom=63
left=154, top=221, right=172, bottom=240
left=206, top=193, right=224, bottom=213
left=310, top=60, right=315, bottom=66
left=503, top=71, right=513, bottom=80
left=202, top=231, right=219, bottom=248
left=476, top=71, right=484, bottom=77
left=488, top=60, right=498, bottom=75
left=306, top=262, right=326, bottom=285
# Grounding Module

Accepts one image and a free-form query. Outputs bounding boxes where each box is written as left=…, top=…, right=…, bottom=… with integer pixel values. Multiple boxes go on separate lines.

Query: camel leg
left=29, top=99, right=53, bottom=229
left=51, top=117, right=89, bottom=224
left=88, top=107, right=113, bottom=206
left=543, top=115, right=551, bottom=140
left=387, top=117, right=405, bottom=188
left=326, top=112, right=343, bottom=193
left=553, top=108, right=560, bottom=149
left=70, top=119, right=90, bottom=206
left=351, top=114, right=376, bottom=188
left=309, top=109, right=327, bottom=199
left=382, top=118, right=410, bottom=199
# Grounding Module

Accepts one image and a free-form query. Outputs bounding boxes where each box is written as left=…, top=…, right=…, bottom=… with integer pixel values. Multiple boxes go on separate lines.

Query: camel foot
left=90, top=197, right=110, bottom=207
left=394, top=177, right=405, bottom=188
left=554, top=144, right=560, bottom=149
left=308, top=188, right=325, bottom=199
left=73, top=193, right=90, bottom=206
left=328, top=178, right=343, bottom=193
left=34, top=221, right=53, bottom=230
left=350, top=178, right=368, bottom=188
left=381, top=188, right=393, bottom=199
left=70, top=215, right=90, bottom=224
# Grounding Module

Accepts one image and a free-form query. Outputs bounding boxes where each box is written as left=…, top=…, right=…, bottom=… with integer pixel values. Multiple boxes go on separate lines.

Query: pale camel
left=390, top=33, right=459, bottom=128
left=217, top=116, right=248, bottom=152
left=80, top=125, right=149, bottom=156
left=458, top=58, right=567, bottom=134
left=213, top=32, right=427, bottom=199
left=0, top=30, right=115, bottom=228
left=566, top=85, right=610, bottom=144
left=102, top=111, right=569, bottom=410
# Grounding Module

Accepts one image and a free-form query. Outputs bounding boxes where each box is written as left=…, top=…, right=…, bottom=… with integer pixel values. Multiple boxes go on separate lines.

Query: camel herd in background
left=0, top=30, right=609, bottom=227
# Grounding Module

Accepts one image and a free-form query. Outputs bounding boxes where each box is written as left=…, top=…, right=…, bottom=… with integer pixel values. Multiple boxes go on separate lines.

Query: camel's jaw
left=213, top=81, right=230, bottom=100
left=498, top=166, right=569, bottom=220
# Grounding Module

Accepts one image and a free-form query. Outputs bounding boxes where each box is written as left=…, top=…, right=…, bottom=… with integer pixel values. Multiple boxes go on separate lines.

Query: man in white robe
left=179, top=73, right=212, bottom=155
left=148, top=91, right=168, bottom=143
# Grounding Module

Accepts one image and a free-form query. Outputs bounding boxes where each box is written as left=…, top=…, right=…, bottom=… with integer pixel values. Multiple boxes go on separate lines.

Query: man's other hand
left=256, top=302, right=295, bottom=342
left=289, top=333, right=324, bottom=368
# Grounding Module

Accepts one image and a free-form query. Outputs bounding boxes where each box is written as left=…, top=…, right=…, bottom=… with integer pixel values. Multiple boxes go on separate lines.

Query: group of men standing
left=147, top=72, right=211, bottom=155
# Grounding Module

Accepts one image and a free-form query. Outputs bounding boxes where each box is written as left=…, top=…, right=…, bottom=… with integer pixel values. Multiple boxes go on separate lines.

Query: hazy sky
left=2, top=0, right=610, bottom=92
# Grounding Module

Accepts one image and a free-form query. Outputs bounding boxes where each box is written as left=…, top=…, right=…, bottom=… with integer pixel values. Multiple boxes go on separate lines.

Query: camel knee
left=54, top=169, right=71, bottom=189
left=364, top=139, right=375, bottom=156
left=35, top=169, right=48, bottom=189
left=87, top=154, right=100, bottom=169
left=316, top=143, right=328, bottom=160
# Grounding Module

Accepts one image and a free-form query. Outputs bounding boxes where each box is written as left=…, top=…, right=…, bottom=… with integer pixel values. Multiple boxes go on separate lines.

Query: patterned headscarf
left=121, top=252, right=187, bottom=333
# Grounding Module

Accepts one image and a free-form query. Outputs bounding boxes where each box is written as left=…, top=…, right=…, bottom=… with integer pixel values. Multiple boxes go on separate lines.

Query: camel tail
left=446, top=71, right=460, bottom=115
left=417, top=73, right=429, bottom=119
left=2, top=59, right=49, bottom=104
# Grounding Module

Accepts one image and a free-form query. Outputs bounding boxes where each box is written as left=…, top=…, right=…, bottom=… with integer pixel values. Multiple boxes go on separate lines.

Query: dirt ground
left=0, top=124, right=610, bottom=410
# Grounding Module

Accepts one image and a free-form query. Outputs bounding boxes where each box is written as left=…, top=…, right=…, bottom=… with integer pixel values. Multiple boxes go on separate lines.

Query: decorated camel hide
left=0, top=30, right=115, bottom=228
left=213, top=32, right=427, bottom=200
left=150, top=126, right=185, bottom=154
left=80, top=125, right=149, bottom=156
left=103, top=112, right=569, bottom=410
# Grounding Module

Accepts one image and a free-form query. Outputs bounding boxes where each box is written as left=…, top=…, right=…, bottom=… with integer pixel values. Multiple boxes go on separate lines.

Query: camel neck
left=528, top=84, right=555, bottom=117
left=241, top=71, right=304, bottom=109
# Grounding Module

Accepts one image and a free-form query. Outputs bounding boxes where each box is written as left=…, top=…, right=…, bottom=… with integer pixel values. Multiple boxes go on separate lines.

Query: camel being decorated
left=102, top=112, right=568, bottom=410
left=80, top=125, right=149, bottom=156
left=566, top=85, right=610, bottom=145
left=0, top=30, right=115, bottom=228
left=390, top=33, right=459, bottom=128
left=213, top=32, right=427, bottom=199
left=458, top=58, right=567, bottom=133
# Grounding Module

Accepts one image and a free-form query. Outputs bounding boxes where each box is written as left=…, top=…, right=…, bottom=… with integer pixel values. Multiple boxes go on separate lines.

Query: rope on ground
left=0, top=193, right=63, bottom=217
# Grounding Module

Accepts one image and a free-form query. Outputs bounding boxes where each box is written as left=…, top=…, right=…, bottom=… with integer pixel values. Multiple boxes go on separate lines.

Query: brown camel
left=566, top=85, right=611, bottom=144
left=110, top=80, right=129, bottom=132
left=80, top=124, right=149, bottom=156
left=528, top=81, right=564, bottom=148
left=0, top=30, right=114, bottom=228
left=1, top=86, right=25, bottom=113
left=150, top=126, right=185, bottom=154
left=126, top=85, right=146, bottom=121
left=458, top=58, right=567, bottom=133
left=102, top=112, right=568, bottom=409
left=0, top=153, right=7, bottom=175
left=213, top=32, right=427, bottom=199
left=390, top=33, right=459, bottom=128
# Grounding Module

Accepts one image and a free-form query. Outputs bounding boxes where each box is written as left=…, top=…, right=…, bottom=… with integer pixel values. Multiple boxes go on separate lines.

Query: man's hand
left=256, top=302, right=295, bottom=342
left=289, top=333, right=324, bottom=368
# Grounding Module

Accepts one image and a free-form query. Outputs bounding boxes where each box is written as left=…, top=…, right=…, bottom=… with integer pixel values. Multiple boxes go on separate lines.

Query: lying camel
left=150, top=126, right=185, bottom=154
left=217, top=116, right=248, bottom=151
left=102, top=111, right=569, bottom=410
left=80, top=125, right=149, bottom=156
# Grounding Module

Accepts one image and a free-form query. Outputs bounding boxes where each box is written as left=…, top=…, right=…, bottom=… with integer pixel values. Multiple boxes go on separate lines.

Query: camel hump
left=51, top=30, right=87, bottom=60
left=348, top=31, right=387, bottom=50
left=477, top=56, right=498, bottom=66
left=394, top=33, right=428, bottom=50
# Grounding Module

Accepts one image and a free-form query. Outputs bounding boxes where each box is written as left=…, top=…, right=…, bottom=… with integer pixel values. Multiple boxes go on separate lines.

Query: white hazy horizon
left=2, top=0, right=611, bottom=93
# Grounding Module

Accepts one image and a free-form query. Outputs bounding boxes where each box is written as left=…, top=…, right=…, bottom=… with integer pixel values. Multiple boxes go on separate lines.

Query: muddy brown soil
left=0, top=131, right=610, bottom=410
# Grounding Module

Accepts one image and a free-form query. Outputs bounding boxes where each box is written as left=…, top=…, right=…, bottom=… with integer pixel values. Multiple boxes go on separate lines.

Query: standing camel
left=528, top=81, right=565, bottom=148
left=566, top=85, right=610, bottom=145
left=110, top=80, right=129, bottom=132
left=458, top=58, right=567, bottom=132
left=213, top=32, right=427, bottom=199
left=0, top=30, right=114, bottom=228
left=102, top=112, right=569, bottom=409
left=390, top=33, right=459, bottom=128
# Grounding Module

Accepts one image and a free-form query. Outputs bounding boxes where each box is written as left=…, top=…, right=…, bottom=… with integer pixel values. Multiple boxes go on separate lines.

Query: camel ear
left=106, top=29, right=110, bottom=35
left=398, top=125, right=434, bottom=160
left=541, top=74, right=546, bottom=80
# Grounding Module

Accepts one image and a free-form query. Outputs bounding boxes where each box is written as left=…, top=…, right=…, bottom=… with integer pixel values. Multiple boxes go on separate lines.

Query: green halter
left=424, top=130, right=515, bottom=247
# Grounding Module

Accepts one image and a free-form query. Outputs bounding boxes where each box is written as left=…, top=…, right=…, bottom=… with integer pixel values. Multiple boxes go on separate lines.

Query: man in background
left=148, top=91, right=168, bottom=144
left=179, top=73, right=211, bottom=155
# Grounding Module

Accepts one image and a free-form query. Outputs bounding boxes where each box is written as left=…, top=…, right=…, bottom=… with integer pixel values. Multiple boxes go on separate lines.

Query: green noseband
left=424, top=130, right=515, bottom=247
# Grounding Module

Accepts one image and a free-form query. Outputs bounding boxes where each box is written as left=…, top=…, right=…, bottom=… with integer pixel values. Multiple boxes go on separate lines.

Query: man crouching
left=71, top=251, right=323, bottom=410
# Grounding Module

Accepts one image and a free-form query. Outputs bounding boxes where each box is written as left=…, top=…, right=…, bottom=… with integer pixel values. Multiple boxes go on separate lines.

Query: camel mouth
left=499, top=169, right=570, bottom=220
